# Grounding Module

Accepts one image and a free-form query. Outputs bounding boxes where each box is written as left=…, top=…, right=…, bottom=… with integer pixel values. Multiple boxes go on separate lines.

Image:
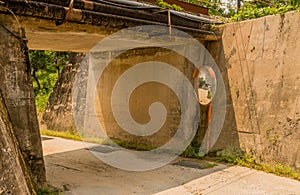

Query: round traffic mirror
left=195, top=66, right=216, bottom=105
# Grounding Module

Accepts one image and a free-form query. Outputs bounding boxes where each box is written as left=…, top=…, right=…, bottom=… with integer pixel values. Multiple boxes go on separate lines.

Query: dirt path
left=42, top=136, right=300, bottom=194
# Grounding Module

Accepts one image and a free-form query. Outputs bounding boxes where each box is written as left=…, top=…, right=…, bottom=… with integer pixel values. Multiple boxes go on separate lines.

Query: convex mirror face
left=196, top=66, right=217, bottom=105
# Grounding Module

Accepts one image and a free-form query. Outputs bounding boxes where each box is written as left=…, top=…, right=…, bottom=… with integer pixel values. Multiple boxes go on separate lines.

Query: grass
left=213, top=147, right=300, bottom=181
left=199, top=162, right=216, bottom=169
left=40, top=129, right=154, bottom=150
left=180, top=145, right=203, bottom=159
left=40, top=130, right=199, bottom=156
left=40, top=129, right=83, bottom=142
left=156, top=0, right=183, bottom=11
left=37, top=188, right=61, bottom=195
left=35, top=93, right=51, bottom=113
left=40, top=129, right=107, bottom=144
left=104, top=139, right=156, bottom=151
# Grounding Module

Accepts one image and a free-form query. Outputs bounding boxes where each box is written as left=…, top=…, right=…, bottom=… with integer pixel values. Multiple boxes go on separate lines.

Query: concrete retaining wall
left=210, top=11, right=300, bottom=171
left=85, top=47, right=207, bottom=147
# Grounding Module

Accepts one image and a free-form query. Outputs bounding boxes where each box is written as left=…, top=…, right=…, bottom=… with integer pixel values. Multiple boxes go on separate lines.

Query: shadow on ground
left=42, top=136, right=227, bottom=194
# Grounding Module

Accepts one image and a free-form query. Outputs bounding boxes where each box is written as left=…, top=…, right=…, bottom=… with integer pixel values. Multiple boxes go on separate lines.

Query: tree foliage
left=182, top=0, right=236, bottom=16
left=230, top=0, right=300, bottom=21
left=164, top=0, right=300, bottom=20
left=29, top=50, right=69, bottom=111
left=156, top=0, right=184, bottom=11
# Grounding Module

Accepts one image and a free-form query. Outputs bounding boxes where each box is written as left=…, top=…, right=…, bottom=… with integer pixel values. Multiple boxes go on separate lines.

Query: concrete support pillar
left=0, top=16, right=46, bottom=189
left=0, top=92, right=34, bottom=194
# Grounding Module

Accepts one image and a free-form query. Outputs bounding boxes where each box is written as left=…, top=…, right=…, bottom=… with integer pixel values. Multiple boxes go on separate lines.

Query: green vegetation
left=214, top=147, right=300, bottom=181
left=155, top=0, right=235, bottom=16
left=182, top=0, right=236, bottom=16
left=104, top=139, right=156, bottom=151
left=177, top=0, right=300, bottom=21
left=40, top=129, right=107, bottom=144
left=199, top=162, right=216, bottom=169
left=181, top=145, right=198, bottom=158
left=41, top=130, right=199, bottom=157
left=156, top=0, right=184, bottom=11
left=37, top=188, right=61, bottom=195
left=181, top=138, right=206, bottom=158
left=29, top=50, right=69, bottom=112
left=41, top=129, right=155, bottom=150
left=40, top=129, right=84, bottom=142
left=230, top=0, right=300, bottom=22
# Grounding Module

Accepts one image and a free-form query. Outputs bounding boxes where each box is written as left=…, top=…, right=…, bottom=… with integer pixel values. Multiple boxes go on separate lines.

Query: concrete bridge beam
left=0, top=0, right=220, bottom=52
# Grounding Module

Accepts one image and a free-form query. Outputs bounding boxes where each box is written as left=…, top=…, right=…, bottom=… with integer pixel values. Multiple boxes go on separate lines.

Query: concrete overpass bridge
left=0, top=0, right=220, bottom=194
left=1, top=0, right=220, bottom=52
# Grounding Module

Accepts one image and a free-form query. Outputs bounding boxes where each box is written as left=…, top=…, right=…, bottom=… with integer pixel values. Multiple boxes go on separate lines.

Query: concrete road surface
left=42, top=136, right=300, bottom=195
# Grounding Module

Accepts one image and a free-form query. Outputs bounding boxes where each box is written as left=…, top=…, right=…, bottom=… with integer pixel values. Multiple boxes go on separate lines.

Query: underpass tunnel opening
left=29, top=51, right=85, bottom=136
left=34, top=46, right=217, bottom=159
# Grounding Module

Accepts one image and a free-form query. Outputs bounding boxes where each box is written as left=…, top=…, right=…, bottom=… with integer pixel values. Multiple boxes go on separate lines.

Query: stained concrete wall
left=41, top=43, right=240, bottom=152
left=94, top=48, right=193, bottom=146
left=210, top=11, right=300, bottom=171
left=206, top=41, right=240, bottom=152
left=0, top=92, right=34, bottom=195
left=55, top=47, right=209, bottom=147
left=42, top=46, right=233, bottom=151
left=0, top=17, right=46, bottom=188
